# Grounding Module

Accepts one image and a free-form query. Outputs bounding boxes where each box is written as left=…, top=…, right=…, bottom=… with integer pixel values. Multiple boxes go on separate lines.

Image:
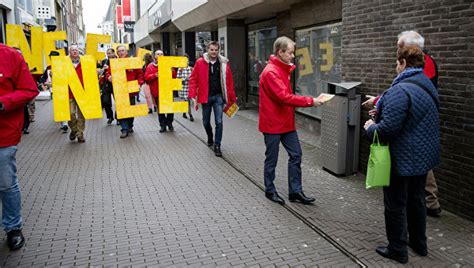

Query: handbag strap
left=402, top=79, right=439, bottom=111
left=372, top=130, right=380, bottom=145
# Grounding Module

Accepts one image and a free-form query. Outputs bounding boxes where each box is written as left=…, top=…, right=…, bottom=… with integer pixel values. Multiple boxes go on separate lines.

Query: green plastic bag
left=366, top=130, right=391, bottom=189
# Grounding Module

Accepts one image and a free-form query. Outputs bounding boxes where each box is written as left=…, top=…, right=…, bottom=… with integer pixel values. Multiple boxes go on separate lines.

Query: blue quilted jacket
left=367, top=72, right=440, bottom=176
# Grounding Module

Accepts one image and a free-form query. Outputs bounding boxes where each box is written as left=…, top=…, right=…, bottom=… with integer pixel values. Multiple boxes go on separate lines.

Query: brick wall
left=342, top=0, right=474, bottom=220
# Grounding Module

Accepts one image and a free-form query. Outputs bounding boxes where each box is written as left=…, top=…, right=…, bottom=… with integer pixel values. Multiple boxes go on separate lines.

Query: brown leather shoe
left=77, top=136, right=85, bottom=143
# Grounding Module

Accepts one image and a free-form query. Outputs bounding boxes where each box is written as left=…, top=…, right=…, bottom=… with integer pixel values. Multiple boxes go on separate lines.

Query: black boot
left=214, top=144, right=222, bottom=157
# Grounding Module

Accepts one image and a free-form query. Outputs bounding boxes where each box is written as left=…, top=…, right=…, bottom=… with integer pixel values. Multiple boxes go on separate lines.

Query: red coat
left=0, top=44, right=39, bottom=147
left=188, top=53, right=236, bottom=104
left=106, top=59, right=144, bottom=97
left=144, top=63, right=159, bottom=98
left=258, top=55, right=314, bottom=134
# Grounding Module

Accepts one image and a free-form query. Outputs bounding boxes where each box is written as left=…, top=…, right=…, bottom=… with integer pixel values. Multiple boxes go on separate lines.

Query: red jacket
left=258, top=55, right=314, bottom=134
left=144, top=63, right=159, bottom=98
left=0, top=44, right=39, bottom=147
left=106, top=59, right=144, bottom=97
left=188, top=53, right=236, bottom=104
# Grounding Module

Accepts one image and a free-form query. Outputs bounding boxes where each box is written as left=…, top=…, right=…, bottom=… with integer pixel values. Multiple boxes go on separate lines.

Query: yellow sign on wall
left=295, top=47, right=314, bottom=76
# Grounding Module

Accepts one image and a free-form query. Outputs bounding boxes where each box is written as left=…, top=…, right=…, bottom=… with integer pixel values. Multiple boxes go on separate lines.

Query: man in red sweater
left=67, top=45, right=86, bottom=143
left=0, top=44, right=39, bottom=250
left=258, top=36, right=322, bottom=205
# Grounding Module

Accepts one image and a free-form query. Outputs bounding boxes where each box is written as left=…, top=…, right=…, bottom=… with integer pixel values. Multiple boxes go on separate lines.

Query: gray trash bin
left=320, top=82, right=362, bottom=176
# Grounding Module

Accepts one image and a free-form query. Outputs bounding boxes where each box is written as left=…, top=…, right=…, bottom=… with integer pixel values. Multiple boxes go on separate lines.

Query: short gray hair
left=397, top=30, right=424, bottom=49
left=154, top=50, right=164, bottom=57
left=116, top=44, right=128, bottom=51
left=273, top=36, right=295, bottom=54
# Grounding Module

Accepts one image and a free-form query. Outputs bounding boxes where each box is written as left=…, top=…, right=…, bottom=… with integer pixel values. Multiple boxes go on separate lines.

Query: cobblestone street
left=0, top=100, right=473, bottom=267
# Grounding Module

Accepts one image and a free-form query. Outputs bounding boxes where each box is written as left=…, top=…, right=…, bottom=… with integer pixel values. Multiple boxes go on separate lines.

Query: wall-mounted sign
left=124, top=21, right=135, bottom=33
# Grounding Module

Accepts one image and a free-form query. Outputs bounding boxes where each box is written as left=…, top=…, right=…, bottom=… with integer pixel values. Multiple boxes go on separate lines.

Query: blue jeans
left=120, top=96, right=136, bottom=133
left=0, top=146, right=22, bottom=232
left=202, top=95, right=224, bottom=145
left=263, top=131, right=303, bottom=194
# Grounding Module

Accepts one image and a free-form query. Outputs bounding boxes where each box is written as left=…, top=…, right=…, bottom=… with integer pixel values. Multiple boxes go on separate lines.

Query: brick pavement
left=175, top=107, right=474, bottom=267
left=0, top=100, right=357, bottom=267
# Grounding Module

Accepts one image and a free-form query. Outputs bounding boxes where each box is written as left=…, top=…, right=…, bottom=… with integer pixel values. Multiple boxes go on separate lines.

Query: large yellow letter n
left=158, top=56, right=188, bottom=114
left=110, top=57, right=148, bottom=119
left=52, top=55, right=102, bottom=121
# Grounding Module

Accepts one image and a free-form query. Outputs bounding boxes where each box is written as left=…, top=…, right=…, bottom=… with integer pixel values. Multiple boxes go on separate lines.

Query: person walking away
left=177, top=53, right=194, bottom=121
left=0, top=44, right=39, bottom=250
left=259, top=36, right=322, bottom=205
left=189, top=41, right=237, bottom=157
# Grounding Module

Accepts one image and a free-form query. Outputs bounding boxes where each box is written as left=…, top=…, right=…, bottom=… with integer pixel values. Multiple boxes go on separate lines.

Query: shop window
left=295, top=22, right=342, bottom=119
left=247, top=27, right=277, bottom=96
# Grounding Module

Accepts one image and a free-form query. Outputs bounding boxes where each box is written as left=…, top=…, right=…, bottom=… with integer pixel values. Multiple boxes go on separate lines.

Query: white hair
left=154, top=50, right=164, bottom=56
left=397, top=30, right=424, bottom=49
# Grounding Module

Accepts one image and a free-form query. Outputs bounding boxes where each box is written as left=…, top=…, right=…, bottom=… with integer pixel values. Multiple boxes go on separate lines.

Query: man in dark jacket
left=0, top=44, right=39, bottom=250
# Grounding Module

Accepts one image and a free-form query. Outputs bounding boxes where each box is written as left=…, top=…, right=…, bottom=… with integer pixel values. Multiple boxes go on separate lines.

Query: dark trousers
left=383, top=173, right=427, bottom=255
left=120, top=96, right=135, bottom=133
left=202, top=95, right=224, bottom=145
left=263, top=131, right=303, bottom=194
left=23, top=105, right=30, bottom=131
left=102, top=90, right=114, bottom=120
left=153, top=97, right=174, bottom=128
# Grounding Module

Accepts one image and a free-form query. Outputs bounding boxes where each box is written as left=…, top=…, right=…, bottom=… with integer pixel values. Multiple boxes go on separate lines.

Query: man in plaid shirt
left=177, top=54, right=194, bottom=121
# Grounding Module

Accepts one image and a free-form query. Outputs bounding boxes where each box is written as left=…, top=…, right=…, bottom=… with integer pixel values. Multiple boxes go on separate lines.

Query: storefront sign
left=124, top=21, right=135, bottom=33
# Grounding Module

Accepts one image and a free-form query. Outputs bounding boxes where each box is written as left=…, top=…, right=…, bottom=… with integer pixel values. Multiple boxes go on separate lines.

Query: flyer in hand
left=224, top=102, right=239, bottom=118
left=316, top=93, right=335, bottom=103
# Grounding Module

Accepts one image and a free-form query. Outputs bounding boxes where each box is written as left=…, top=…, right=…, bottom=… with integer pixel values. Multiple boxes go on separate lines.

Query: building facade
left=137, top=0, right=473, bottom=220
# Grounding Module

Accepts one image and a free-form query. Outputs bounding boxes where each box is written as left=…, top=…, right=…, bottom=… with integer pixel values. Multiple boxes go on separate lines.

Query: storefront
left=294, top=22, right=342, bottom=119
left=246, top=20, right=277, bottom=106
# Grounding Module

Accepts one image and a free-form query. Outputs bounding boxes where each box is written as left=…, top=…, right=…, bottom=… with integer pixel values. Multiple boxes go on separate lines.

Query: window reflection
left=247, top=27, right=277, bottom=96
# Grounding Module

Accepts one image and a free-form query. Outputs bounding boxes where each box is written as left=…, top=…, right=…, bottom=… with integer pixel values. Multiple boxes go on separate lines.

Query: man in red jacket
left=259, top=36, right=322, bottom=205
left=0, top=44, right=39, bottom=250
left=67, top=45, right=86, bottom=143
left=107, top=45, right=144, bottom=138
left=189, top=41, right=237, bottom=157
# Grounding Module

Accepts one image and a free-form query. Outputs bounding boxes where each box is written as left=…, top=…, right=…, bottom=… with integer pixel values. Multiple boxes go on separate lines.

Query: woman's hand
left=364, top=119, right=375, bottom=130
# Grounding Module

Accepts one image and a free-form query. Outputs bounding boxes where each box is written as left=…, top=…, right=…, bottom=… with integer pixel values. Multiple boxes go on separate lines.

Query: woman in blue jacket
left=364, top=45, right=440, bottom=264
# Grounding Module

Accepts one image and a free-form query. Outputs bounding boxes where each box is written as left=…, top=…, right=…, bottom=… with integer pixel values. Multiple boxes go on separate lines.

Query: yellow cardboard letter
left=295, top=47, right=313, bottom=76
left=158, top=56, right=188, bottom=114
left=320, top=42, right=334, bottom=72
left=85, top=33, right=111, bottom=62
left=6, top=24, right=43, bottom=74
left=136, top=47, right=152, bottom=63
left=52, top=55, right=102, bottom=121
left=110, top=57, right=148, bottom=119
left=43, top=31, right=67, bottom=66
